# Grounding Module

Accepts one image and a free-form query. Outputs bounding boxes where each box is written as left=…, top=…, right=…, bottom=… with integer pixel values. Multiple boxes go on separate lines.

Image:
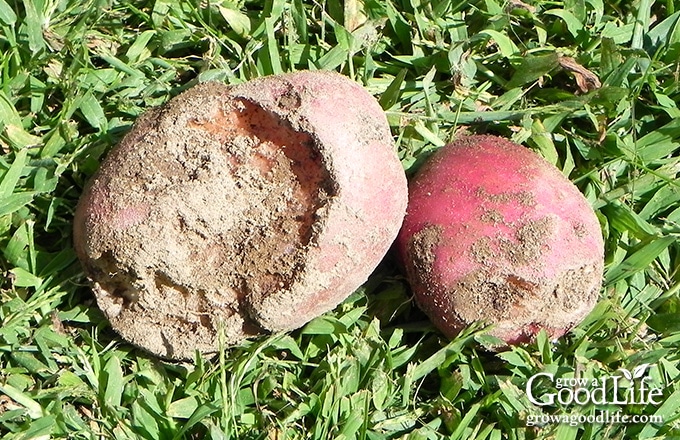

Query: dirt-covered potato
left=396, top=135, right=604, bottom=345
left=73, top=71, right=408, bottom=359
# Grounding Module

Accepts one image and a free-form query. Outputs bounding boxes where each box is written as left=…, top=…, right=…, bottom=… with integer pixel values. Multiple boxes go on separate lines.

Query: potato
left=73, top=71, right=408, bottom=359
left=396, top=135, right=604, bottom=345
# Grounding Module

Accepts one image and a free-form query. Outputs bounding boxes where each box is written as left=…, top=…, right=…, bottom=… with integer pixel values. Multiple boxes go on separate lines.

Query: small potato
left=73, top=71, right=408, bottom=359
left=396, top=135, right=604, bottom=345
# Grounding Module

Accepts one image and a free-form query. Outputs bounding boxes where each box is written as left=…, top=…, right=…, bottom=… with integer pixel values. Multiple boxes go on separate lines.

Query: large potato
left=73, top=71, right=408, bottom=359
left=396, top=135, right=604, bottom=345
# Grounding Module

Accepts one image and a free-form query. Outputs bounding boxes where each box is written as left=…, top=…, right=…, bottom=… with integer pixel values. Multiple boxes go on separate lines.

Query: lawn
left=1, top=0, right=680, bottom=438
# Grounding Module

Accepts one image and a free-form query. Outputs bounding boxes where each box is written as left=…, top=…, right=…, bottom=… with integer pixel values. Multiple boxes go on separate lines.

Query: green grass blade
left=605, top=236, right=676, bottom=285
left=0, top=0, right=17, bottom=25
left=0, top=148, right=27, bottom=198
left=0, top=383, right=43, bottom=419
left=0, top=192, right=36, bottom=217
left=102, top=355, right=125, bottom=409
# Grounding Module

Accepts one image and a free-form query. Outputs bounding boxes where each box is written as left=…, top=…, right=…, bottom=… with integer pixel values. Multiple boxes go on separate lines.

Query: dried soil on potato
left=76, top=83, right=336, bottom=358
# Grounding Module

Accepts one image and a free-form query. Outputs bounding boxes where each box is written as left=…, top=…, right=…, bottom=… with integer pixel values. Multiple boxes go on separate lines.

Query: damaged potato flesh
left=74, top=72, right=408, bottom=359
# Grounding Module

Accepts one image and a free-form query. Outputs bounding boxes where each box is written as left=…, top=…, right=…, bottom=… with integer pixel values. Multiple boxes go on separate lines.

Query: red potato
left=73, top=71, right=408, bottom=359
left=396, top=135, right=604, bottom=345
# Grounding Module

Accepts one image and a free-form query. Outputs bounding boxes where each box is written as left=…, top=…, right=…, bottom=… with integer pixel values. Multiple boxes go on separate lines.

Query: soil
left=406, top=202, right=602, bottom=346
left=446, top=260, right=602, bottom=345
left=406, top=224, right=442, bottom=285
left=77, top=81, right=335, bottom=359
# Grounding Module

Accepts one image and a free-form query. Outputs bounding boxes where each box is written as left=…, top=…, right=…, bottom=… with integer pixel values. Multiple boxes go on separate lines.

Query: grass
left=1, top=0, right=680, bottom=438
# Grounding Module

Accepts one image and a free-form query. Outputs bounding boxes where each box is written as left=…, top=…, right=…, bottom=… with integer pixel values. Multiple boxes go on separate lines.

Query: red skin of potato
left=396, top=135, right=604, bottom=345
left=73, top=71, right=408, bottom=359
